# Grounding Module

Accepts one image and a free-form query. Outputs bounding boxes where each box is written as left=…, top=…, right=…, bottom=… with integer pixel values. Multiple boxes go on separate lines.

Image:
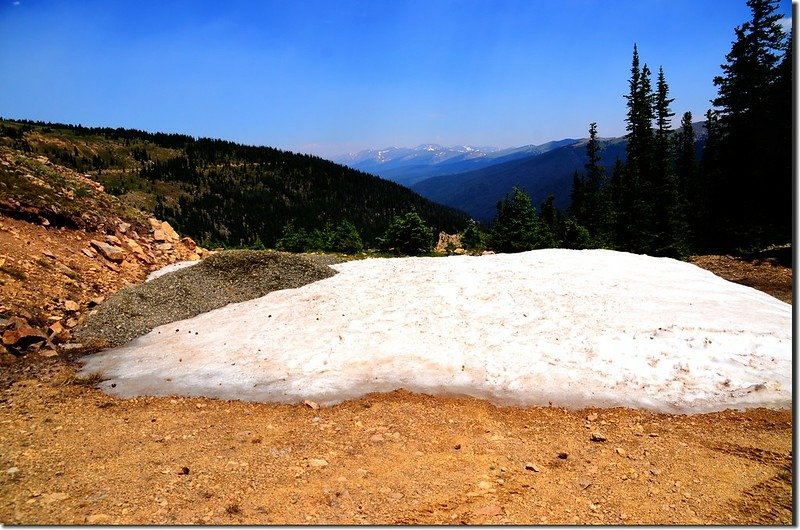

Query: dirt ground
left=0, top=211, right=793, bottom=524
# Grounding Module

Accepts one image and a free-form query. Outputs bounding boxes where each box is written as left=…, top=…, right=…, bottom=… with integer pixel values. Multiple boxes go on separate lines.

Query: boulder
left=2, top=324, right=47, bottom=351
left=161, top=221, right=180, bottom=242
left=180, top=236, right=197, bottom=251
left=90, top=240, right=125, bottom=263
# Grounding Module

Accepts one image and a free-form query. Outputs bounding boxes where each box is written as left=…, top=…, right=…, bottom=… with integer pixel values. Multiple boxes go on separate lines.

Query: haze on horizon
left=0, top=0, right=792, bottom=159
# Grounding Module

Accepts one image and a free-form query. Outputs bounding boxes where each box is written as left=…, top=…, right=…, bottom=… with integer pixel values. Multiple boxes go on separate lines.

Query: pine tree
left=650, top=66, right=688, bottom=257
left=709, top=0, right=789, bottom=249
left=621, top=45, right=656, bottom=253
left=675, top=111, right=698, bottom=246
left=489, top=187, right=552, bottom=253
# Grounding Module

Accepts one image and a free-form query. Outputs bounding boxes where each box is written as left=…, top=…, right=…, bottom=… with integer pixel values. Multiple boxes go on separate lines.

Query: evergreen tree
left=460, top=219, right=486, bottom=251
left=675, top=111, right=698, bottom=247
left=489, top=187, right=552, bottom=253
left=379, top=210, right=434, bottom=256
left=650, top=66, right=688, bottom=257
left=620, top=45, right=656, bottom=253
left=709, top=0, right=789, bottom=249
left=539, top=195, right=564, bottom=247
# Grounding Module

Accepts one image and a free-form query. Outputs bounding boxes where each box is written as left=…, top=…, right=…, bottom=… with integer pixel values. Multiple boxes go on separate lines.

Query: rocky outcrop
left=90, top=240, right=126, bottom=263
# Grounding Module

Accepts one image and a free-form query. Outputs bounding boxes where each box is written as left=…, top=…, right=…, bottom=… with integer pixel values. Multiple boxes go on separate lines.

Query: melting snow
left=79, top=249, right=792, bottom=414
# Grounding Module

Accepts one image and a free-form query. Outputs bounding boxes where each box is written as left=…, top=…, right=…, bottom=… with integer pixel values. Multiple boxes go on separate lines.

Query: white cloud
left=779, top=16, right=792, bottom=32
left=12, top=1, right=21, bottom=5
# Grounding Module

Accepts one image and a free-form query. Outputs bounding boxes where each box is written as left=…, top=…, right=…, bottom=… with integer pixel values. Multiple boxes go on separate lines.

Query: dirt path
left=0, top=359, right=792, bottom=525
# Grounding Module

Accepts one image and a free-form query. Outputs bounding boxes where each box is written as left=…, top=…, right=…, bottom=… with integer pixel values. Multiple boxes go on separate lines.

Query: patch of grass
left=67, top=371, right=109, bottom=388
left=0, top=264, right=27, bottom=281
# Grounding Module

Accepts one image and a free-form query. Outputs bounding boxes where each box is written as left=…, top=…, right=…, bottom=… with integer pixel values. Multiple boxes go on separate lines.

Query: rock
left=42, top=249, right=56, bottom=259
left=87, top=514, right=111, bottom=524
left=304, top=400, right=320, bottom=410
left=38, top=348, right=59, bottom=358
left=474, top=505, right=503, bottom=517
left=0, top=318, right=11, bottom=330
left=48, top=321, right=64, bottom=336
left=161, top=221, right=180, bottom=242
left=615, top=448, right=626, bottom=457
left=90, top=240, right=125, bottom=263
left=148, top=218, right=162, bottom=230
left=156, top=242, right=173, bottom=252
left=2, top=324, right=47, bottom=350
left=64, top=300, right=79, bottom=312
left=55, top=262, right=78, bottom=279
left=88, top=296, right=105, bottom=307
left=478, top=480, right=493, bottom=490
left=105, top=234, right=122, bottom=245
left=65, top=318, right=79, bottom=328
left=648, top=433, right=659, bottom=438
left=524, top=462, right=541, bottom=472
left=590, top=432, right=607, bottom=442
left=81, top=247, right=96, bottom=258
left=586, top=412, right=599, bottom=422
left=117, top=221, right=131, bottom=234
left=181, top=236, right=197, bottom=251
left=557, top=452, right=569, bottom=459
left=578, top=479, right=592, bottom=490
left=125, top=237, right=151, bottom=263
left=40, top=492, right=70, bottom=504
left=153, top=229, right=167, bottom=242
left=6, top=467, right=19, bottom=476
left=369, top=434, right=384, bottom=443
left=435, top=232, right=463, bottom=254
left=308, top=458, right=329, bottom=468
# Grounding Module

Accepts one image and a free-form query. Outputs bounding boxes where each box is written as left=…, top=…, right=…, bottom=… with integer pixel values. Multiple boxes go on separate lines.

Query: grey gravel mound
left=75, top=250, right=343, bottom=349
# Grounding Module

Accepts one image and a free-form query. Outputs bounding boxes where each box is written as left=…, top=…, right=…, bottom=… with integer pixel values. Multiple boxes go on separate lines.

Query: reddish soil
left=0, top=212, right=792, bottom=525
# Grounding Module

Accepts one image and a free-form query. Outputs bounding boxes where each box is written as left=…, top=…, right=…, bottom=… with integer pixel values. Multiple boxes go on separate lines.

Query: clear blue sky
left=0, top=0, right=793, bottom=158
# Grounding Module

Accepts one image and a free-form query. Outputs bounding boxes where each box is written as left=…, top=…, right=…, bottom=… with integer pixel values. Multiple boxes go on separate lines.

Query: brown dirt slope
left=0, top=150, right=792, bottom=525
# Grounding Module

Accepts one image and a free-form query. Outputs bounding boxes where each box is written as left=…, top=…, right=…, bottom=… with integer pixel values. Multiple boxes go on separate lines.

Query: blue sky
left=0, top=0, right=793, bottom=158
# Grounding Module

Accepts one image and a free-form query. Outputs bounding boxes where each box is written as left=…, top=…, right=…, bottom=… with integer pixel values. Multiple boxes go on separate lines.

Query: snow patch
left=145, top=260, right=200, bottom=282
left=80, top=250, right=791, bottom=414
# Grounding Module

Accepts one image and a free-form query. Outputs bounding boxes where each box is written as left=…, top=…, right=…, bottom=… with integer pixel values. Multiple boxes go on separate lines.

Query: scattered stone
left=478, top=480, right=493, bottom=490
left=64, top=300, right=79, bottom=312
left=304, top=400, right=320, bottom=410
left=649, top=433, right=659, bottom=438
left=454, top=444, right=461, bottom=450
left=153, top=229, right=167, bottom=242
left=105, top=234, right=122, bottom=245
left=42, top=249, right=56, bottom=259
left=6, top=467, right=20, bottom=476
left=38, top=348, right=59, bottom=358
left=578, top=479, right=592, bottom=490
left=90, top=240, right=125, bottom=263
left=179, top=467, right=190, bottom=475
left=590, top=432, right=607, bottom=442
left=586, top=413, right=599, bottom=422
left=557, top=452, right=569, bottom=459
left=369, top=434, right=384, bottom=443
left=615, top=448, right=626, bottom=457
left=650, top=468, right=661, bottom=476
left=308, top=458, right=329, bottom=468
left=117, top=221, right=131, bottom=233
left=524, top=462, right=541, bottom=472
left=81, top=247, right=96, bottom=258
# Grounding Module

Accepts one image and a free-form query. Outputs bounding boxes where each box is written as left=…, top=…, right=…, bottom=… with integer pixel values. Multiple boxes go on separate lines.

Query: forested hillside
left=0, top=120, right=469, bottom=248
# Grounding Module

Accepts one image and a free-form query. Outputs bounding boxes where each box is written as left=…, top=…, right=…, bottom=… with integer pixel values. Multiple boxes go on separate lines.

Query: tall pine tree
left=709, top=0, right=789, bottom=250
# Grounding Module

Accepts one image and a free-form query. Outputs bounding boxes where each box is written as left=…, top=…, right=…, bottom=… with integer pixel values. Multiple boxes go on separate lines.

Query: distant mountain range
left=336, top=122, right=707, bottom=224
left=334, top=140, right=580, bottom=187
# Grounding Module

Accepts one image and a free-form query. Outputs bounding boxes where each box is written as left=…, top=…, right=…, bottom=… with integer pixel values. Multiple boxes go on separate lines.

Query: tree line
left=468, top=0, right=791, bottom=258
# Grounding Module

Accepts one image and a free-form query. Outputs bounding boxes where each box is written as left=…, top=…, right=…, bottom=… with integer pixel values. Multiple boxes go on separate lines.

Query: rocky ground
left=0, top=148, right=793, bottom=524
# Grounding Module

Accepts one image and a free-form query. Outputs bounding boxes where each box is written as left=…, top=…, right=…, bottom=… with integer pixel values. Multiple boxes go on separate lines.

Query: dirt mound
left=74, top=250, right=341, bottom=348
